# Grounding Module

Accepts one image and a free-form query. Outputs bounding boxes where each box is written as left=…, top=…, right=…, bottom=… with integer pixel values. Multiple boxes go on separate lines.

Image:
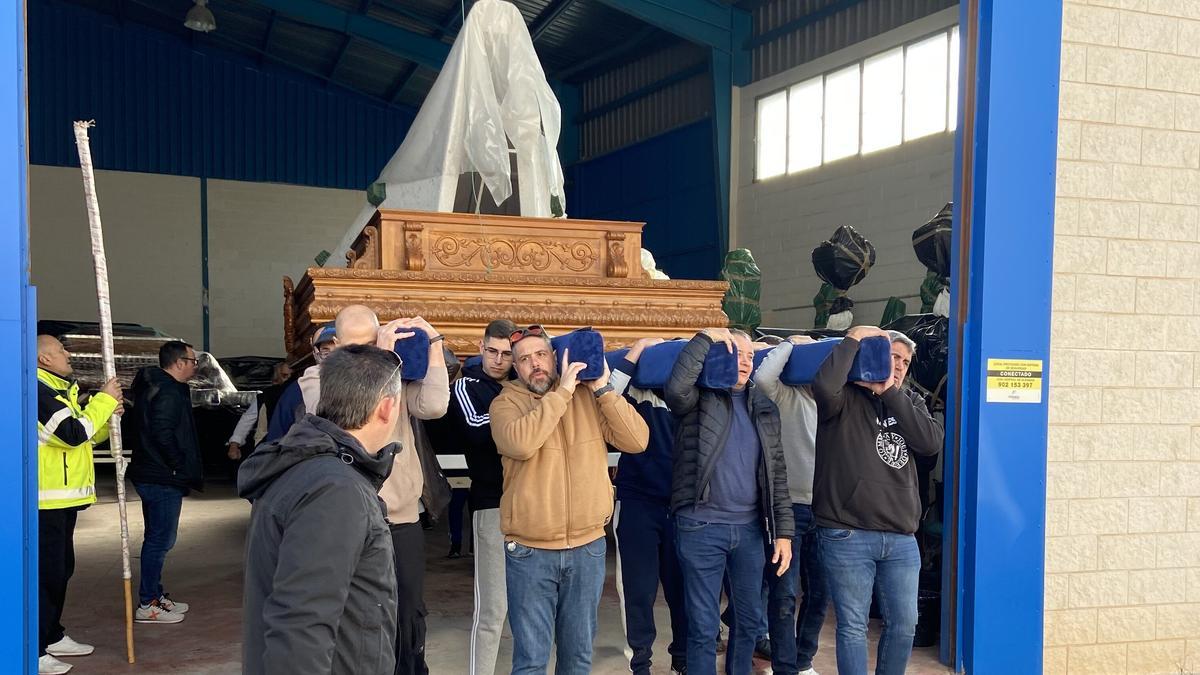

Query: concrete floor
left=59, top=468, right=951, bottom=674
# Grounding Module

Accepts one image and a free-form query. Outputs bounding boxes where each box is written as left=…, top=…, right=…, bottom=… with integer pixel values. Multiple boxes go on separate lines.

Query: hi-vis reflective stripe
left=40, top=406, right=95, bottom=443
left=39, top=486, right=95, bottom=502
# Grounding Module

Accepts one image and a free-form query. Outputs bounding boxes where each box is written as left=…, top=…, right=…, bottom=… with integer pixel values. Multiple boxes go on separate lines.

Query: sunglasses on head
left=509, top=324, right=544, bottom=344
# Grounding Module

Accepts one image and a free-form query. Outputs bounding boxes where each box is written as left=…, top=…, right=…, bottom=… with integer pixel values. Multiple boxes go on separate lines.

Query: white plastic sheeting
left=328, top=0, right=566, bottom=265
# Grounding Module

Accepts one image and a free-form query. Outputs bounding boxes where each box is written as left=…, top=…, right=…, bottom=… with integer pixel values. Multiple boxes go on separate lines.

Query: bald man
left=264, top=306, right=382, bottom=442
left=36, top=335, right=123, bottom=674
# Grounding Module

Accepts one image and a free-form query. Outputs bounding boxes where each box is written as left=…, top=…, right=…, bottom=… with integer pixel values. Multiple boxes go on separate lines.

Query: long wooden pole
left=72, top=120, right=135, bottom=664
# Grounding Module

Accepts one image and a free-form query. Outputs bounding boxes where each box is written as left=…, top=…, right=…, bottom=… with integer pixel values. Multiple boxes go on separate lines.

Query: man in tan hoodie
left=490, top=325, right=649, bottom=675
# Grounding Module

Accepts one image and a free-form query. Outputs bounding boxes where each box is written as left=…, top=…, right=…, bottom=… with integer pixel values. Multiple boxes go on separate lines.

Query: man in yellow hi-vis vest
left=36, top=335, right=122, bottom=675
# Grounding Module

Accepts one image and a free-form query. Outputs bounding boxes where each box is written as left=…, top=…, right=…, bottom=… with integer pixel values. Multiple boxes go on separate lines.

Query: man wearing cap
left=490, top=325, right=649, bottom=674
left=264, top=323, right=337, bottom=442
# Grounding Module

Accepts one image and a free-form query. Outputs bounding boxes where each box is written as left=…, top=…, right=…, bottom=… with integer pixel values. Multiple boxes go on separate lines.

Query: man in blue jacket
left=609, top=337, right=688, bottom=675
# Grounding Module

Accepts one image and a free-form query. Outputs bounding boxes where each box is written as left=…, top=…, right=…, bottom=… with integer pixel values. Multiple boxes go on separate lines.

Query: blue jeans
left=819, top=528, right=920, bottom=675
left=765, top=504, right=829, bottom=674
left=675, top=515, right=765, bottom=675
left=504, top=537, right=607, bottom=675
left=614, top=499, right=687, bottom=674
left=133, top=482, right=184, bottom=605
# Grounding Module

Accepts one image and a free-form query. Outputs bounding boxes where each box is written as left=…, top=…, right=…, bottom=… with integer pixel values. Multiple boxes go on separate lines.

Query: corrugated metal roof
left=748, top=0, right=958, bottom=80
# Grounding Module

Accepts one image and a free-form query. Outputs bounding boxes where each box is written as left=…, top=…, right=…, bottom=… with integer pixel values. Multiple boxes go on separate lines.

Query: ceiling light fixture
left=184, top=0, right=216, bottom=33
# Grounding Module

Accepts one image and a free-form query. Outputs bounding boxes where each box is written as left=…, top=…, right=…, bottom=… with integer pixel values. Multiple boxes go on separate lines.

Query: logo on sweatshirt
left=875, top=431, right=909, bottom=469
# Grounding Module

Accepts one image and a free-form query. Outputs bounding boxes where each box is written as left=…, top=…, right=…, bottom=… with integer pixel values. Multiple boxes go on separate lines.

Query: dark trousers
left=391, top=522, right=428, bottom=675
left=764, top=504, right=829, bottom=675
left=38, top=508, right=79, bottom=656
left=614, top=498, right=688, bottom=674
left=134, top=482, right=184, bottom=605
left=447, top=488, right=468, bottom=547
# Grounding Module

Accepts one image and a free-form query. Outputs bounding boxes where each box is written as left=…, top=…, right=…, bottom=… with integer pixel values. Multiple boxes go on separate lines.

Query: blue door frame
left=944, top=0, right=1061, bottom=673
left=0, top=0, right=1062, bottom=671
left=0, top=0, right=37, bottom=670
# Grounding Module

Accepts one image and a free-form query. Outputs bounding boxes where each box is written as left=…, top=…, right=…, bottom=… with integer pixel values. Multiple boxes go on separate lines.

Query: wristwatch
left=593, top=384, right=614, bottom=398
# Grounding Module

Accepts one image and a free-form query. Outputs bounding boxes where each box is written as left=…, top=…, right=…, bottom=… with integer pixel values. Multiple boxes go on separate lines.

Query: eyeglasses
left=483, top=347, right=513, bottom=361
left=510, top=324, right=544, bottom=344
left=179, top=357, right=198, bottom=365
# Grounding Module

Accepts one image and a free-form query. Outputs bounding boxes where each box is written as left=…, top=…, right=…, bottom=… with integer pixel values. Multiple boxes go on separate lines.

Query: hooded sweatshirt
left=490, top=379, right=649, bottom=549
left=811, top=338, right=944, bottom=534
left=238, top=415, right=398, bottom=675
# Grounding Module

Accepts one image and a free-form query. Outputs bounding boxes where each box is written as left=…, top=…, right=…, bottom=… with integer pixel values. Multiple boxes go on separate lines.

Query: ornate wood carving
left=346, top=225, right=379, bottom=269
left=431, top=236, right=599, bottom=273
left=286, top=208, right=724, bottom=362
left=282, top=276, right=295, bottom=357
left=403, top=222, right=425, bottom=272
left=305, top=267, right=725, bottom=290
left=606, top=232, right=627, bottom=278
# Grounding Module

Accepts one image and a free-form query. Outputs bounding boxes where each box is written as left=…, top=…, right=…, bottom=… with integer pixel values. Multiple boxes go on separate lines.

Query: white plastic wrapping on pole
left=329, top=0, right=566, bottom=260
left=72, top=120, right=136, bottom=663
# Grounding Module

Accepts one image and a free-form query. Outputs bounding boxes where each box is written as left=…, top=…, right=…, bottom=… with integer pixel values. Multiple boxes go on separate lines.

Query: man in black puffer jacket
left=665, top=328, right=794, bottom=675
left=128, top=340, right=202, bottom=623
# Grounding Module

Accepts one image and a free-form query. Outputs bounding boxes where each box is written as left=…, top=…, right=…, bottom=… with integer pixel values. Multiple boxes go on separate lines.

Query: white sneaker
left=38, top=654, right=72, bottom=674
left=46, top=635, right=94, bottom=657
left=134, top=601, right=185, bottom=624
left=158, top=594, right=189, bottom=614
left=798, top=669, right=820, bottom=675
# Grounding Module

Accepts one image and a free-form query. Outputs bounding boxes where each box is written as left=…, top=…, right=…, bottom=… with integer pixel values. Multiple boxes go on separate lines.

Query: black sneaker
left=671, top=659, right=687, bottom=674
left=754, top=637, right=772, bottom=660
left=446, top=543, right=462, bottom=559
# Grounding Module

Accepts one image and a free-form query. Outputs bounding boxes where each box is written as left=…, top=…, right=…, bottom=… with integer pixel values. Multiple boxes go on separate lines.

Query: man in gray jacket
left=239, top=344, right=405, bottom=675
left=752, top=336, right=828, bottom=675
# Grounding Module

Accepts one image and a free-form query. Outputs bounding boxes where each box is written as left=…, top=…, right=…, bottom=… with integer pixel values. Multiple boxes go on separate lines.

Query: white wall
left=30, top=165, right=363, bottom=357
left=206, top=179, right=363, bottom=357
left=732, top=8, right=958, bottom=329
left=30, top=165, right=204, bottom=344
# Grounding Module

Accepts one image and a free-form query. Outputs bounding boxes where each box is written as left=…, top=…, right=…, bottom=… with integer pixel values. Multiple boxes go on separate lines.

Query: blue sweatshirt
left=610, top=358, right=678, bottom=505
left=685, top=389, right=761, bottom=525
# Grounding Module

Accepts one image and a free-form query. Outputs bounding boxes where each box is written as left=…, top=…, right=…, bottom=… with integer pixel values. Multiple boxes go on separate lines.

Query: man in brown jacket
left=490, top=325, right=649, bottom=675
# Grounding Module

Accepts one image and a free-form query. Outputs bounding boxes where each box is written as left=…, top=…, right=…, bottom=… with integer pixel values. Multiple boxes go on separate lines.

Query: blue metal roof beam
left=594, top=0, right=747, bottom=55
left=745, top=0, right=870, bottom=49
left=245, top=0, right=452, bottom=70
left=529, top=0, right=578, bottom=43
left=552, top=24, right=656, bottom=80
left=387, top=3, right=468, bottom=104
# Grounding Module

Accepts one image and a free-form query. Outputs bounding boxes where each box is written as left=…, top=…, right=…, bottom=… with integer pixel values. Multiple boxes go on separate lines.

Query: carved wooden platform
left=346, top=209, right=644, bottom=279
left=286, top=210, right=728, bottom=361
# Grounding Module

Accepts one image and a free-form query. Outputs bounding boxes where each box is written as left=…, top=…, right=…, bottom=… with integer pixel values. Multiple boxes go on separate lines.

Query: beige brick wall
left=1050, top=2, right=1200, bottom=674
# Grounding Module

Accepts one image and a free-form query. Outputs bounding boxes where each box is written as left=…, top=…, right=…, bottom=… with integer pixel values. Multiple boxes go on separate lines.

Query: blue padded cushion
left=464, top=354, right=482, bottom=371
left=390, top=330, right=430, bottom=381
left=605, top=349, right=631, bottom=372
left=776, top=336, right=892, bottom=385
left=699, top=342, right=739, bottom=390
left=629, top=340, right=687, bottom=390
left=551, top=329, right=606, bottom=381
left=618, top=338, right=740, bottom=390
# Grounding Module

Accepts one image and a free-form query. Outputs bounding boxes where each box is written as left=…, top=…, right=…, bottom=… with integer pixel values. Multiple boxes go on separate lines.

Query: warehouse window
left=862, top=48, right=904, bottom=153
left=905, top=33, right=949, bottom=141
left=788, top=77, right=823, bottom=172
left=755, top=25, right=960, bottom=181
left=824, top=64, right=860, bottom=162
left=756, top=90, right=788, bottom=179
